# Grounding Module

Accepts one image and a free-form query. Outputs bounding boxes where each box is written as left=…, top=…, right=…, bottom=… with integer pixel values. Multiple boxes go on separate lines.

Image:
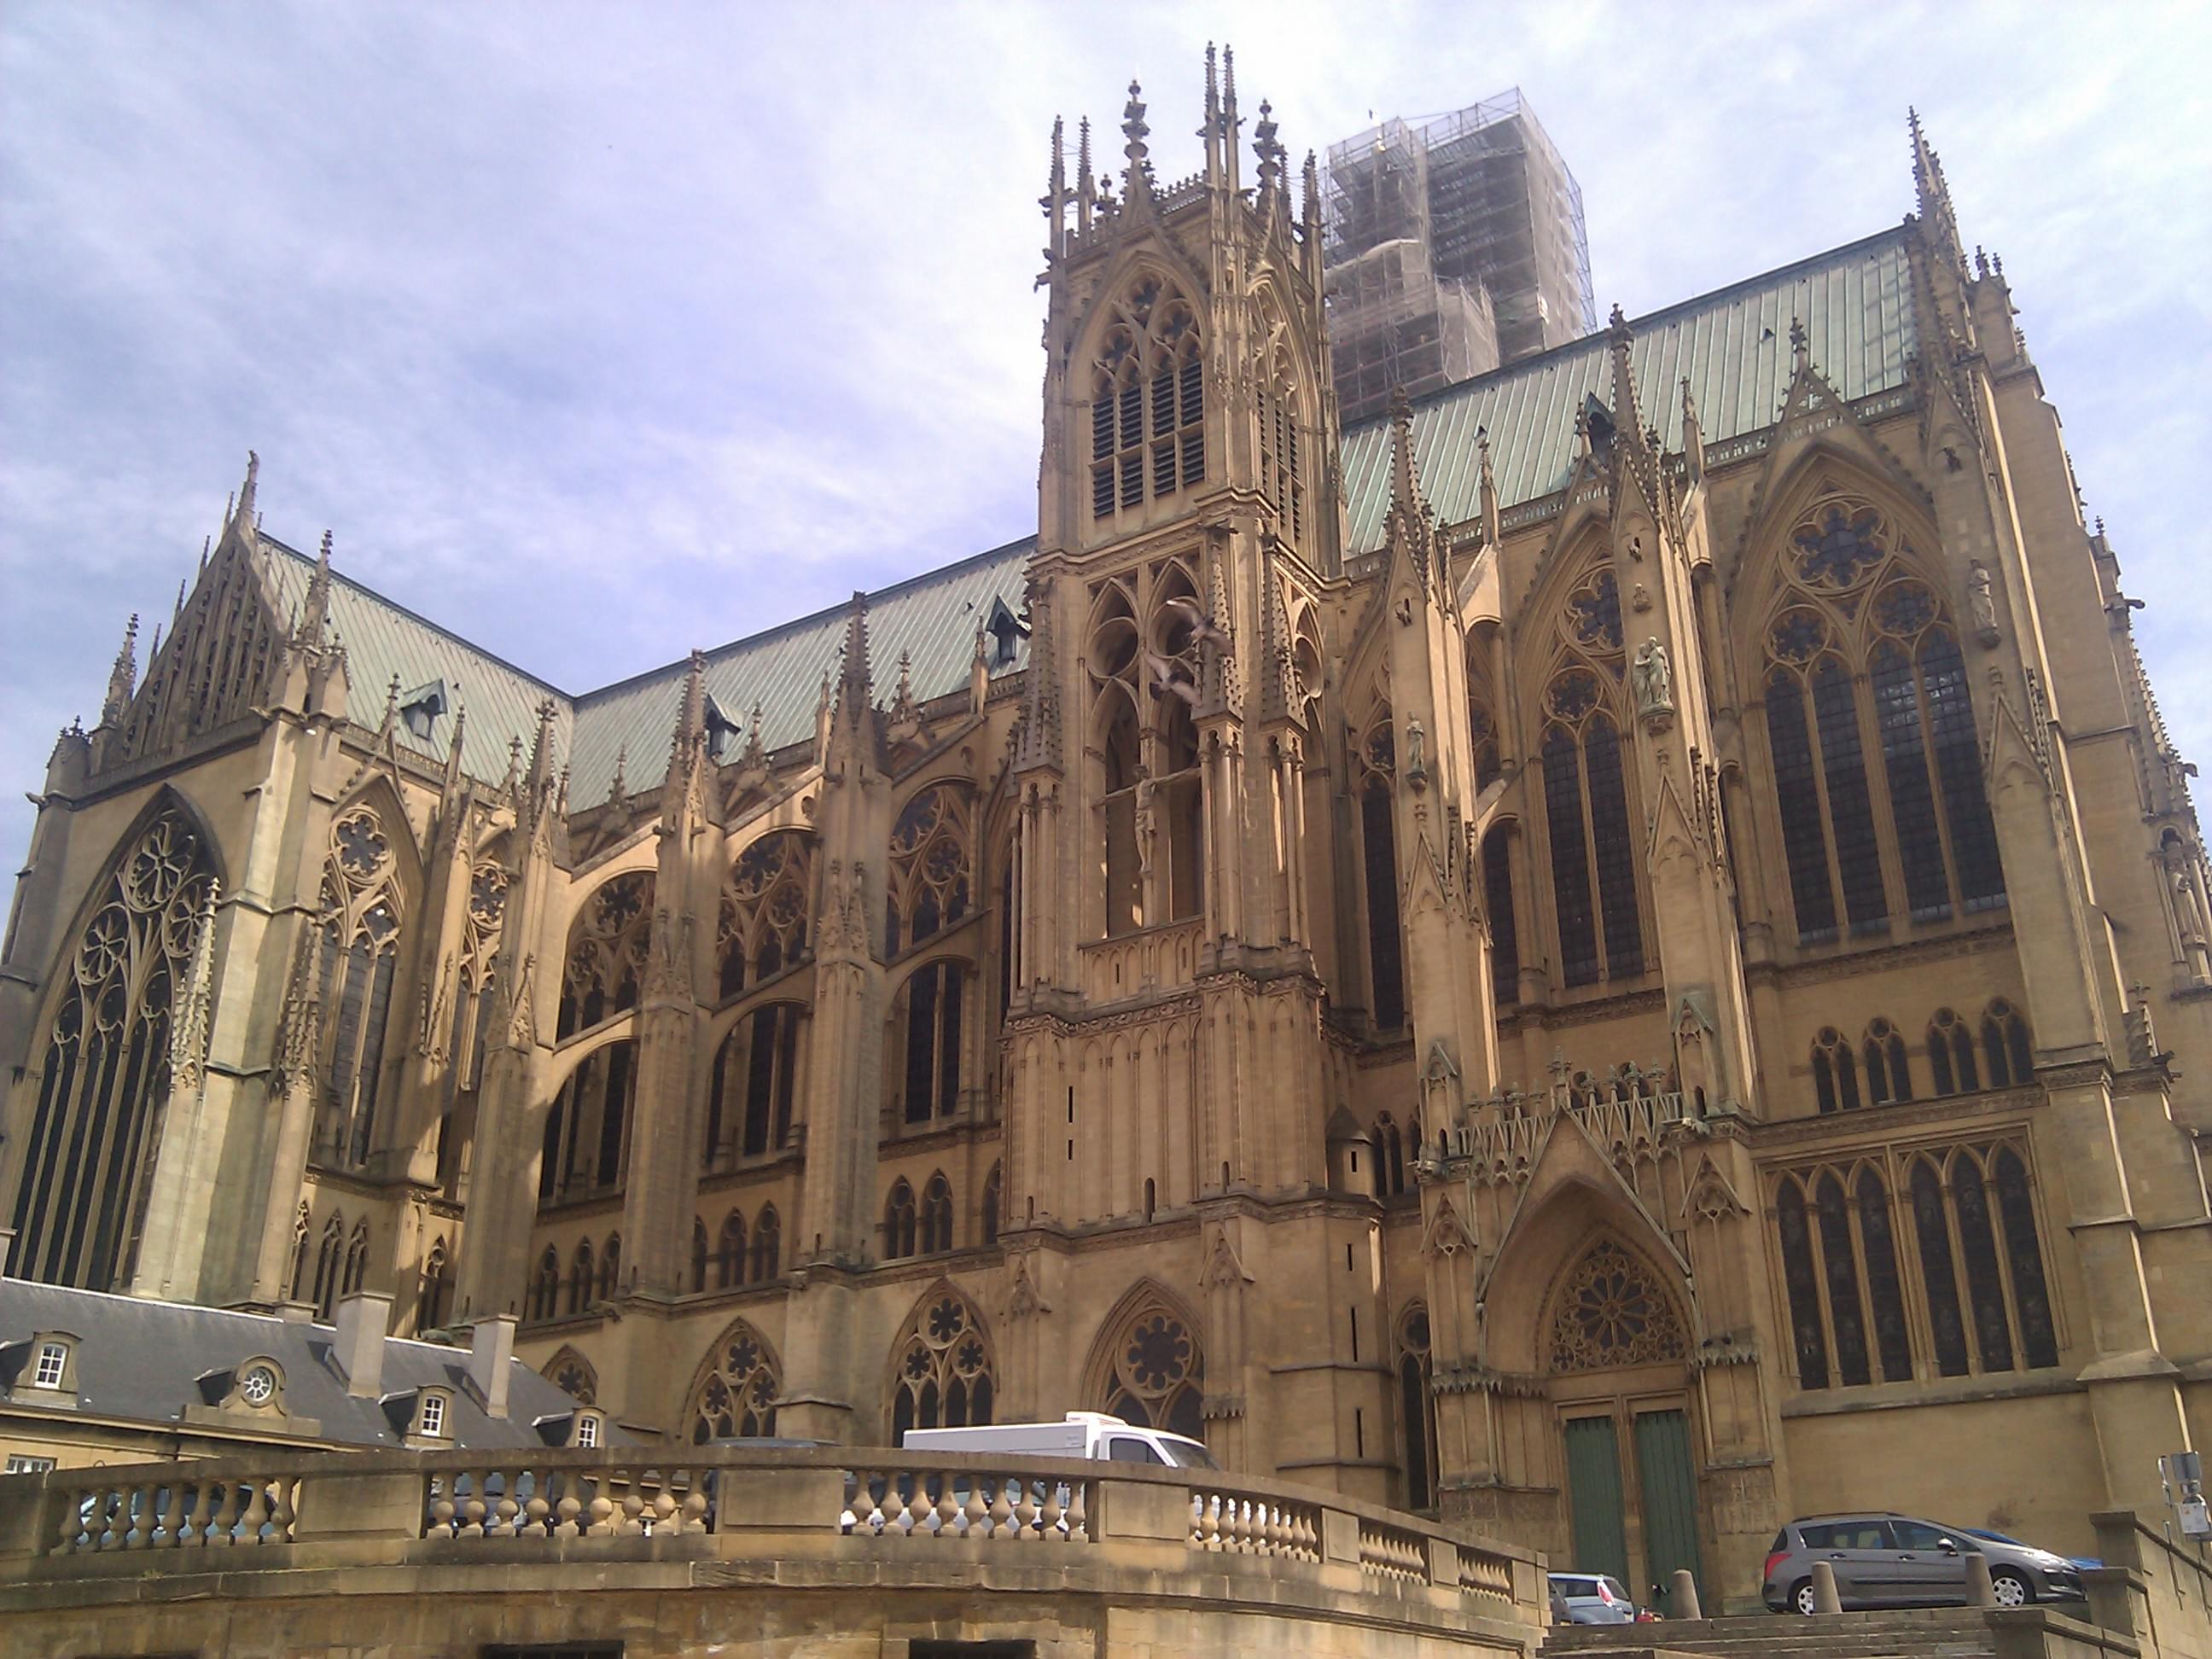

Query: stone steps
left=1542, top=1608, right=2000, bottom=1659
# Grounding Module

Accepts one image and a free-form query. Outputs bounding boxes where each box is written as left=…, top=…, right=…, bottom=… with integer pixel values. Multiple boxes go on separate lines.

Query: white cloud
left=2, top=0, right=2207, bottom=892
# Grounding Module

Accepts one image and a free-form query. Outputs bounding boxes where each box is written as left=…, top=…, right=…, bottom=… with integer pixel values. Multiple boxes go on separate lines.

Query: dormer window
left=704, top=694, right=741, bottom=762
left=985, top=599, right=1024, bottom=670
left=236, top=1361, right=280, bottom=1407
left=397, top=679, right=448, bottom=742
left=418, top=1391, right=447, bottom=1439
left=574, top=1410, right=601, bottom=1448
left=32, top=1341, right=69, bottom=1390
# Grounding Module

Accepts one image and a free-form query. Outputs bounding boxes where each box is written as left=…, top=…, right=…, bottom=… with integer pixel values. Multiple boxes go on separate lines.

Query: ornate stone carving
left=1633, top=637, right=1674, bottom=731
left=1548, top=1239, right=1685, bottom=1373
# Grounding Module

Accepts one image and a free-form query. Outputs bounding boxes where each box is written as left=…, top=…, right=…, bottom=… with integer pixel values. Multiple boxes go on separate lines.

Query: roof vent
left=704, top=693, right=741, bottom=761
left=398, top=679, right=448, bottom=741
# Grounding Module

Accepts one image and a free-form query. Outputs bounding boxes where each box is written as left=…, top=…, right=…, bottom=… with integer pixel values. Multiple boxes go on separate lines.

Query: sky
left=2, top=1, right=2208, bottom=891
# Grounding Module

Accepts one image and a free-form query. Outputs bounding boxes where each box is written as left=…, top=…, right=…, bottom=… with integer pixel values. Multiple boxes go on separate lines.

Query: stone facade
left=2, top=60, right=2205, bottom=1618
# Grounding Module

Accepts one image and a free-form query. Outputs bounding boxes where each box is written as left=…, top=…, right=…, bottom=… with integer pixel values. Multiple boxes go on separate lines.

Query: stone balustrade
left=1434, top=1068, right=1691, bottom=1185
left=1078, top=917, right=1203, bottom=1004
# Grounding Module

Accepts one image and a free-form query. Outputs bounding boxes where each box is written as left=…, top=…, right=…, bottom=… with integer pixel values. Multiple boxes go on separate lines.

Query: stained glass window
left=1929, top=1009, right=1977, bottom=1095
left=1362, top=783, right=1406, bottom=1028
left=1398, top=1306, right=1438, bottom=1512
left=884, top=1179, right=918, bottom=1260
left=1777, top=1179, right=1830, bottom=1389
left=1101, top=1305, right=1205, bottom=1442
left=1544, top=728, right=1600, bottom=987
left=891, top=1289, right=997, bottom=1442
left=1993, top=1149, right=2059, bottom=1368
left=1953, top=1153, right=2015, bottom=1372
left=1871, top=642, right=1952, bottom=919
left=1549, top=1239, right=1685, bottom=1372
left=1981, top=999, right=2033, bottom=1089
left=1813, top=661, right=1887, bottom=931
left=1767, top=672, right=1837, bottom=943
left=1483, top=829, right=1519, bottom=1006
left=1855, top=1168, right=1914, bottom=1382
left=1922, top=633, right=2006, bottom=909
left=1586, top=719, right=1644, bottom=977
left=1813, top=1027, right=1860, bottom=1113
left=689, top=1319, right=781, bottom=1443
left=1910, top=1157, right=1971, bottom=1376
left=1863, top=1018, right=1910, bottom=1105
left=1816, top=1173, right=1872, bottom=1386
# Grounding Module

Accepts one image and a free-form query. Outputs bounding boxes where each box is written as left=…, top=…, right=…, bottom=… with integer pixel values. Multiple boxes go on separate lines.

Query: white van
left=902, top=1410, right=1217, bottom=1470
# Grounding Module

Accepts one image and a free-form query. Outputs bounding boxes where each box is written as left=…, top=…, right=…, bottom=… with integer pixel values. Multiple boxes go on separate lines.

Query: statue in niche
left=1403, top=714, right=1428, bottom=787
left=1133, top=766, right=1157, bottom=879
left=1633, top=637, right=1675, bottom=730
left=1969, top=561, right=2001, bottom=645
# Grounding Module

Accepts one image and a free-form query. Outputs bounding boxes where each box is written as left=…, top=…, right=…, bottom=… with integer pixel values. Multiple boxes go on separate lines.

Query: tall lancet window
left=1761, top=498, right=2006, bottom=946
left=10, top=805, right=215, bottom=1289
left=541, top=871, right=652, bottom=1206
left=1089, top=276, right=1202, bottom=522
left=314, top=806, right=405, bottom=1171
left=1540, top=566, right=1644, bottom=988
left=1087, top=564, right=1206, bottom=936
left=1258, top=343, right=1303, bottom=544
left=1357, top=715, right=1406, bottom=1031
left=718, top=832, right=812, bottom=1000
left=438, top=859, right=509, bottom=1196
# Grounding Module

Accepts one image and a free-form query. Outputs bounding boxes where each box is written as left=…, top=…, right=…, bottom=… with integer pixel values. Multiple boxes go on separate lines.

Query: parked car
left=1548, top=1572, right=1649, bottom=1623
left=1762, top=1512, right=2088, bottom=1614
left=1959, top=1525, right=2102, bottom=1574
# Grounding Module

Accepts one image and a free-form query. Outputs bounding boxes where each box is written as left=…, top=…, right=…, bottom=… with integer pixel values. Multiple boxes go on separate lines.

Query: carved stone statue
left=1969, top=560, right=2000, bottom=644
left=1402, top=714, right=1428, bottom=784
left=1133, top=767, right=1157, bottom=878
left=1633, top=637, right=1675, bottom=726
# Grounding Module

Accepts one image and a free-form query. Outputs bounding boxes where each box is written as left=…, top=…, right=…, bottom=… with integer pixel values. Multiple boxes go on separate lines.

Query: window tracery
left=1258, top=344, right=1304, bottom=544
left=751, top=1205, right=781, bottom=1281
left=1088, top=567, right=1206, bottom=935
left=10, top=806, right=217, bottom=1290
left=981, top=1161, right=1003, bottom=1244
left=544, top=1346, right=597, bottom=1406
left=342, top=1220, right=370, bottom=1297
left=1760, top=496, right=2006, bottom=945
left=1928, top=1007, right=1978, bottom=1095
left=1095, top=1295, right=1205, bottom=1441
left=687, top=1318, right=781, bottom=1443
left=1862, top=1017, right=1911, bottom=1104
left=1547, top=1238, right=1685, bottom=1372
left=528, top=1247, right=560, bottom=1321
left=1481, top=827, right=1519, bottom=1008
left=311, top=1214, right=345, bottom=1318
left=1778, top=1140, right=2058, bottom=1391
left=719, top=833, right=812, bottom=998
left=1980, top=998, right=2034, bottom=1087
left=892, top=960, right=966, bottom=1124
left=920, top=1173, right=955, bottom=1254
left=416, top=1238, right=450, bottom=1332
left=888, top=1287, right=998, bottom=1441
left=312, top=807, right=404, bottom=1171
left=1089, top=275, right=1203, bottom=521
left=556, top=872, right=653, bottom=1039
left=887, top=789, right=971, bottom=956
left=1540, top=563, right=1644, bottom=987
left=568, top=1238, right=595, bottom=1315
left=884, top=1178, right=918, bottom=1259
left=1811, top=1027, right=1860, bottom=1113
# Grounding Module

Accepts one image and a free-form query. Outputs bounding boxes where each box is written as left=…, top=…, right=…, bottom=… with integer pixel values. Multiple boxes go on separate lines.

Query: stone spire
left=663, top=649, right=707, bottom=821
left=100, top=614, right=139, bottom=725
left=1075, top=116, right=1094, bottom=236
left=1202, top=42, right=1220, bottom=179
left=296, top=529, right=335, bottom=648
left=1013, top=568, right=1062, bottom=773
left=228, top=450, right=259, bottom=538
left=1253, top=99, right=1283, bottom=203
left=1909, top=108, right=1965, bottom=271
left=1607, top=304, right=1659, bottom=507
left=1042, top=114, right=1067, bottom=254
left=836, top=591, right=871, bottom=725
left=1384, top=387, right=1440, bottom=591
left=1121, top=79, right=1154, bottom=207
left=1680, top=376, right=1706, bottom=480
left=168, top=879, right=221, bottom=1096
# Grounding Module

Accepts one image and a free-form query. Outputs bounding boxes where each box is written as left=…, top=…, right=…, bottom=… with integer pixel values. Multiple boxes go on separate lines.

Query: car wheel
left=1792, top=1580, right=1819, bottom=1616
left=1991, top=1569, right=2032, bottom=1608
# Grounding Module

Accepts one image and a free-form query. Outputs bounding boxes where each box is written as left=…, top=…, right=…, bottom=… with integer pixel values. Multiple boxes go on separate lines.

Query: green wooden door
left=1563, top=1416, right=1629, bottom=1586
left=1633, top=1408, right=1703, bottom=1615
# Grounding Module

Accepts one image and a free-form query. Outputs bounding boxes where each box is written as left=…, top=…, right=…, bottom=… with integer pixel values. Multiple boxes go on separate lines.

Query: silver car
left=1547, top=1572, right=1644, bottom=1623
left=1761, top=1512, right=2087, bottom=1613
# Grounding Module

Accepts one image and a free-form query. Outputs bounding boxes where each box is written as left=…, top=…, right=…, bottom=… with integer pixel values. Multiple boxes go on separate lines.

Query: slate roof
left=0, top=1279, right=612, bottom=1451
left=245, top=227, right=1914, bottom=808
left=1337, top=226, right=1918, bottom=551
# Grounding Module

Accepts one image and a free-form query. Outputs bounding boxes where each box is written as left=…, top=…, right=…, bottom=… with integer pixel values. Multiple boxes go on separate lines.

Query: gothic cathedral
left=3, top=59, right=2204, bottom=1613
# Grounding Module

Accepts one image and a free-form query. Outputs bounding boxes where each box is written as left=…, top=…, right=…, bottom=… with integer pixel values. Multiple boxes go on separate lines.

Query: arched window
left=1358, top=717, right=1406, bottom=1030
left=687, top=1318, right=781, bottom=1443
left=1854, top=1168, right=1913, bottom=1382
left=568, top=1238, right=595, bottom=1316
left=1909, top=1156, right=1970, bottom=1377
left=1481, top=827, right=1519, bottom=1007
left=1468, top=690, right=1503, bottom=790
left=1775, top=1178, right=1829, bottom=1388
left=287, top=1204, right=311, bottom=1302
left=717, top=1210, right=747, bottom=1288
left=1540, top=578, right=1644, bottom=988
left=750, top=1206, right=781, bottom=1281
left=314, top=806, right=405, bottom=1171
left=886, top=787, right=972, bottom=958
left=1814, top=1173, right=1871, bottom=1386
left=883, top=1179, right=918, bottom=1260
left=981, top=1162, right=1002, bottom=1245
left=705, top=1004, right=803, bottom=1169
left=1091, top=1294, right=1205, bottom=1443
left=1547, top=1238, right=1686, bottom=1372
left=1811, top=1027, right=1860, bottom=1113
left=690, top=1219, right=709, bottom=1293
left=1397, top=1304, right=1439, bottom=1512
left=540, top=1039, right=638, bottom=1205
left=1981, top=998, right=2033, bottom=1088
left=1928, top=1008, right=1978, bottom=1096
left=598, top=1234, right=621, bottom=1302
left=439, top=860, right=509, bottom=1202
left=894, top=963, right=965, bottom=1124
left=888, top=1287, right=998, bottom=1441
left=556, top=871, right=652, bottom=1040
left=919, top=1173, right=954, bottom=1254
left=1759, top=501, right=2005, bottom=943
left=1862, top=1018, right=1910, bottom=1105
left=718, top=832, right=812, bottom=998
left=312, top=1215, right=345, bottom=1319
left=1992, top=1148, right=2058, bottom=1368
left=416, top=1239, right=450, bottom=1333
left=1375, top=1114, right=1408, bottom=1197
left=342, top=1221, right=370, bottom=1295
left=529, top=1247, right=561, bottom=1322
left=544, top=1346, right=597, bottom=1405
left=1258, top=343, right=1304, bottom=544
left=1088, top=276, right=1202, bottom=523
left=11, top=804, right=218, bottom=1290
left=1953, top=1151, right=2012, bottom=1371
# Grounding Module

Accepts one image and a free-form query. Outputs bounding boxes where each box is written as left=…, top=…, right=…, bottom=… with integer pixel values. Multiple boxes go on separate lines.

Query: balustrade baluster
left=680, top=1472, right=707, bottom=1535
left=178, top=1482, right=212, bottom=1549
left=987, top=1480, right=1013, bottom=1539
left=52, top=1486, right=84, bottom=1556
left=238, top=1476, right=270, bottom=1545
left=1012, top=1481, right=1039, bottom=1540
left=1064, top=1479, right=1087, bottom=1542
left=458, top=1470, right=487, bottom=1538
left=156, top=1482, right=185, bottom=1549
left=556, top=1487, right=584, bottom=1539
left=963, top=1481, right=987, bottom=1538
left=269, top=1476, right=296, bottom=1544
left=620, top=1474, right=646, bottom=1536
left=205, top=1483, right=239, bottom=1548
